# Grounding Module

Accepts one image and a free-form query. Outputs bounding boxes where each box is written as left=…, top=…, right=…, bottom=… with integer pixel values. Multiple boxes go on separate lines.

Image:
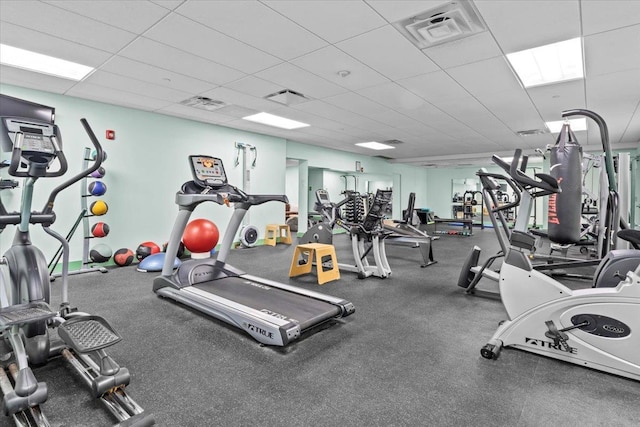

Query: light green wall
left=0, top=84, right=431, bottom=262
left=1, top=84, right=286, bottom=261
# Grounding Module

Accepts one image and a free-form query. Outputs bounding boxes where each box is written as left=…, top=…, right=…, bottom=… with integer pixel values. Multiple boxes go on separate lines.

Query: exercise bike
left=479, top=150, right=640, bottom=382
left=0, top=99, right=153, bottom=426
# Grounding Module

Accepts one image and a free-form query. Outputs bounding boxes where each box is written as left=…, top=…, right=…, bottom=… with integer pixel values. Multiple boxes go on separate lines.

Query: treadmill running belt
left=193, top=277, right=341, bottom=331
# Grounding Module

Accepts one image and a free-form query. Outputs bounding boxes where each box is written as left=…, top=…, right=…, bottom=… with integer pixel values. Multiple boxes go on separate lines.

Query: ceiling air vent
left=265, top=89, right=309, bottom=106
left=517, top=129, right=549, bottom=137
left=383, top=139, right=405, bottom=145
left=393, top=1, right=486, bottom=49
left=180, top=96, right=227, bottom=111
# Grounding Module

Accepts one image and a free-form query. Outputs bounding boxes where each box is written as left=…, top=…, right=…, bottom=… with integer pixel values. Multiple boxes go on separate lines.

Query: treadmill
left=153, top=155, right=355, bottom=346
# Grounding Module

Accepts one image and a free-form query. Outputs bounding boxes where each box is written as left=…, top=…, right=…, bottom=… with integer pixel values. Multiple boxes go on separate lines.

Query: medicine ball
left=91, top=222, right=110, bottom=238
left=136, top=241, right=161, bottom=261
left=162, top=241, right=185, bottom=258
left=90, top=150, right=108, bottom=162
left=88, top=181, right=107, bottom=196
left=90, top=200, right=108, bottom=216
left=90, top=244, right=112, bottom=263
left=114, top=248, right=135, bottom=267
left=90, top=167, right=106, bottom=179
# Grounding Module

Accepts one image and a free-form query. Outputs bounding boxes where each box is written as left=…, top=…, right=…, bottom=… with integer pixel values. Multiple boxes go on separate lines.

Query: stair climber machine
left=0, top=99, right=153, bottom=425
left=153, top=155, right=355, bottom=346
left=301, top=189, right=393, bottom=279
left=477, top=150, right=640, bottom=381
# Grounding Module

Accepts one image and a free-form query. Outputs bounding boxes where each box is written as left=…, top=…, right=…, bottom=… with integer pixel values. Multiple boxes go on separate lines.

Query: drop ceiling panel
left=66, top=82, right=172, bottom=111
left=584, top=25, right=640, bottom=78
left=255, top=63, right=347, bottom=99
left=581, top=1, right=640, bottom=36
left=41, top=0, right=169, bottom=33
left=323, top=92, right=392, bottom=118
left=0, top=1, right=136, bottom=53
left=84, top=70, right=192, bottom=102
left=475, top=89, right=544, bottom=132
left=621, top=107, right=640, bottom=144
left=586, top=69, right=640, bottom=144
left=0, top=22, right=111, bottom=68
left=224, top=76, right=286, bottom=99
left=291, top=46, right=389, bottom=91
left=175, top=1, right=327, bottom=60
left=474, top=0, right=580, bottom=53
left=398, top=71, right=470, bottom=104
left=100, top=57, right=215, bottom=95
left=447, top=56, right=522, bottom=98
left=422, top=31, right=503, bottom=70
left=0, top=66, right=77, bottom=94
left=158, top=104, right=237, bottom=125
left=268, top=106, right=361, bottom=133
left=365, top=1, right=451, bottom=23
left=150, top=1, right=184, bottom=11
left=527, top=80, right=586, bottom=119
left=587, top=69, right=640, bottom=112
left=143, top=13, right=281, bottom=74
left=119, top=38, right=245, bottom=85
left=197, top=87, right=277, bottom=112
left=336, top=25, right=439, bottom=80
left=357, top=82, right=428, bottom=112
left=265, top=1, right=386, bottom=44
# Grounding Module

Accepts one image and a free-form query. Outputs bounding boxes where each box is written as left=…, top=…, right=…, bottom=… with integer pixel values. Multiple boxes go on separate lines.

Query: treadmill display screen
left=190, top=155, right=227, bottom=187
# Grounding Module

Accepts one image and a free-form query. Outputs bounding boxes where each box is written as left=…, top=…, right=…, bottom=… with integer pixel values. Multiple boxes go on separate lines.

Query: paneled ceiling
left=1, top=0, right=639, bottom=167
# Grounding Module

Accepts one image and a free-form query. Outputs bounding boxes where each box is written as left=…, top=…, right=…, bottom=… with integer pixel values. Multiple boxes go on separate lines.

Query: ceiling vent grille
left=383, top=139, right=405, bottom=145
left=265, top=89, right=309, bottom=106
left=180, top=96, right=227, bottom=111
left=517, top=129, right=549, bottom=137
left=393, top=1, right=486, bottom=49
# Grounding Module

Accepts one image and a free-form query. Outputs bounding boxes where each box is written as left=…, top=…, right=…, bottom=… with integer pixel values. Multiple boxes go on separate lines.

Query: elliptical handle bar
left=561, top=109, right=616, bottom=192
left=42, top=118, right=104, bottom=214
left=499, top=149, right=559, bottom=194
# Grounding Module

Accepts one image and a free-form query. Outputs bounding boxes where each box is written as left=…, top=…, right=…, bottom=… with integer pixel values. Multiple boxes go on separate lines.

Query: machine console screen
left=189, top=155, right=227, bottom=187
left=316, top=190, right=330, bottom=205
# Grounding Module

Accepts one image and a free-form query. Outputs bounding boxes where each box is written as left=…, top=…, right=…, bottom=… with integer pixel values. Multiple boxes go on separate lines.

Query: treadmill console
left=189, top=155, right=227, bottom=187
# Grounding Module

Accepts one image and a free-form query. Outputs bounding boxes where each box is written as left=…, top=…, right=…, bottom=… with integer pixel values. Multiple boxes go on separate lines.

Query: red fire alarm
left=106, top=130, right=115, bottom=140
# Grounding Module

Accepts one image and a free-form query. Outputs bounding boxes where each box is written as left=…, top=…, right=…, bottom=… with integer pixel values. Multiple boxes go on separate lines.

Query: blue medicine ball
left=88, top=181, right=107, bottom=196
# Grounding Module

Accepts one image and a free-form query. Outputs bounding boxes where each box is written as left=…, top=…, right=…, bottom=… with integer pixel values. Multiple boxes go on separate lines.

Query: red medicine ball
left=91, top=222, right=110, bottom=238
left=114, top=248, right=135, bottom=266
left=136, top=241, right=161, bottom=261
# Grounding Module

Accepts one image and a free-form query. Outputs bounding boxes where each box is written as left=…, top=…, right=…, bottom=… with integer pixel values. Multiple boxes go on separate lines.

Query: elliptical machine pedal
left=0, top=302, right=55, bottom=328
left=58, top=315, right=122, bottom=353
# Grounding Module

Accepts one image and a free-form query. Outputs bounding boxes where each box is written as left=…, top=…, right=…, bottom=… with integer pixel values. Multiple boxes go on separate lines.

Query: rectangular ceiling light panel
left=0, top=44, right=94, bottom=81
left=545, top=118, right=587, bottom=133
left=507, top=38, right=583, bottom=88
left=242, top=112, right=309, bottom=129
left=355, top=141, right=396, bottom=150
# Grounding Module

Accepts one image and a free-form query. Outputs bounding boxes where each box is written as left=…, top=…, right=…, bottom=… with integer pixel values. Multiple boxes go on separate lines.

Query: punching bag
left=548, top=123, right=582, bottom=244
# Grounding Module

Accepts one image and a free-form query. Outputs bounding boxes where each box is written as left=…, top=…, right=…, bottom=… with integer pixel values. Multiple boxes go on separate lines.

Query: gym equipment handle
left=42, top=119, right=104, bottom=214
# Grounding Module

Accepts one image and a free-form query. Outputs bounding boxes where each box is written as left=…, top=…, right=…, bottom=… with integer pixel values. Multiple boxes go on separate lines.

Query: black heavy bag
left=548, top=123, right=582, bottom=244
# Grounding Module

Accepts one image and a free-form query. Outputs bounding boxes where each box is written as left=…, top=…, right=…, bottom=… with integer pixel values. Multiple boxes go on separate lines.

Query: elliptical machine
left=0, top=96, right=153, bottom=426
left=301, top=189, right=393, bottom=279
left=479, top=149, right=640, bottom=381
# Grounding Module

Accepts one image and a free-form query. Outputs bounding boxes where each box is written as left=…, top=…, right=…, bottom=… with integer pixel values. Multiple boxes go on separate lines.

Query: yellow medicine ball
left=90, top=200, right=109, bottom=216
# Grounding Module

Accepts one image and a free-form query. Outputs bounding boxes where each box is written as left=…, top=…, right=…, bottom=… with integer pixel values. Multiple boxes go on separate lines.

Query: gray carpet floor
left=3, top=227, right=639, bottom=426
